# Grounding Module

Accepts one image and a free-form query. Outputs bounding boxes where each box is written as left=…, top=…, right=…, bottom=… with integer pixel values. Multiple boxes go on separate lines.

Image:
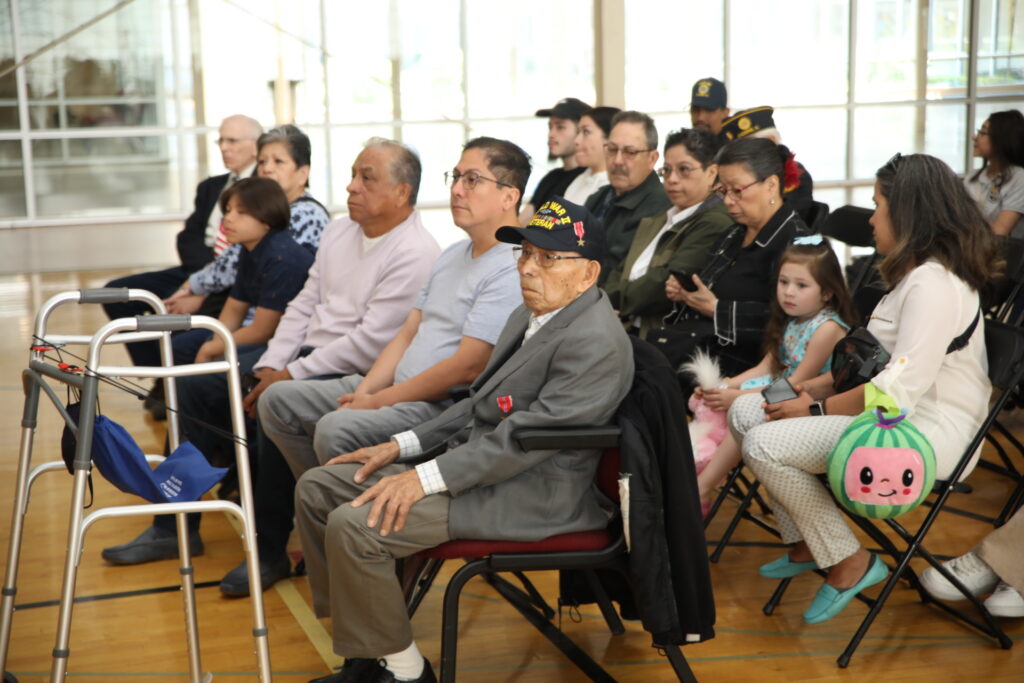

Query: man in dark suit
left=297, top=197, right=634, bottom=683
left=102, top=115, right=261, bottom=373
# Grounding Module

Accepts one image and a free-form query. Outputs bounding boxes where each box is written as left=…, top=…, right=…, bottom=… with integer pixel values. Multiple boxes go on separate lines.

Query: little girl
left=695, top=235, right=859, bottom=512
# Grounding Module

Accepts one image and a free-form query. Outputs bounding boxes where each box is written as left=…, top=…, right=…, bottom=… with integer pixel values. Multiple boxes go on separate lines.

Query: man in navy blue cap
left=294, top=197, right=633, bottom=683
left=690, top=77, right=730, bottom=136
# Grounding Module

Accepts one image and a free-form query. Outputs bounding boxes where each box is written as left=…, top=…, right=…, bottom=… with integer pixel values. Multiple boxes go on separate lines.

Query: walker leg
left=177, top=512, right=204, bottom=683
left=0, top=376, right=41, bottom=676
left=49, top=467, right=92, bottom=683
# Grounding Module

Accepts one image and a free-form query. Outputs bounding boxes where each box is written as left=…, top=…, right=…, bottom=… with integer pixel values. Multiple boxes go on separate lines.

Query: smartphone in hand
left=761, top=376, right=799, bottom=404
left=670, top=270, right=699, bottom=292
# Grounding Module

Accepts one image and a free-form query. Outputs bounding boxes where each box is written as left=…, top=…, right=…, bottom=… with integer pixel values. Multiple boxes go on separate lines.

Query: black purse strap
left=946, top=308, right=981, bottom=354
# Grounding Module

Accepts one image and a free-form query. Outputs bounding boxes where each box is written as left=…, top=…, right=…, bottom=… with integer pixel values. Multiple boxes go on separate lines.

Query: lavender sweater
left=254, top=211, right=440, bottom=379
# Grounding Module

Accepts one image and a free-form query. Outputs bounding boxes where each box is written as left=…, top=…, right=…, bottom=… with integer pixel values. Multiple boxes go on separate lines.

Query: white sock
left=383, top=640, right=424, bottom=681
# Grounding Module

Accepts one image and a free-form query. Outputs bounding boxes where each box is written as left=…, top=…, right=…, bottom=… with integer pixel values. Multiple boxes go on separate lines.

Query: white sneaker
left=919, top=551, right=999, bottom=601
left=984, top=582, right=1024, bottom=618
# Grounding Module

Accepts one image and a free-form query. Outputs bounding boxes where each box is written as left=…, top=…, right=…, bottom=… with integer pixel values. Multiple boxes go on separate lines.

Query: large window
left=625, top=0, right=1024, bottom=210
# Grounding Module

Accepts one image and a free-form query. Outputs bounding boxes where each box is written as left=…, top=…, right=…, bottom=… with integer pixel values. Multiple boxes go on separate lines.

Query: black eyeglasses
left=884, top=152, right=903, bottom=174
left=444, top=170, right=512, bottom=191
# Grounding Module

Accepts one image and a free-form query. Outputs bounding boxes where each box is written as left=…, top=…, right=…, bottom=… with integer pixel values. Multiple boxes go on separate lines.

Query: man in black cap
left=519, top=97, right=591, bottom=222
left=719, top=106, right=816, bottom=224
left=690, top=77, right=730, bottom=136
left=295, top=197, right=633, bottom=683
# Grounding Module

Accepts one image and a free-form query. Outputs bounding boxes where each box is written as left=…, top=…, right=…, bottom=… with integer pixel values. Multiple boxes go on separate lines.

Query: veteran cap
left=496, top=196, right=604, bottom=261
left=719, top=106, right=776, bottom=142
left=690, top=78, right=728, bottom=110
left=535, top=97, right=591, bottom=122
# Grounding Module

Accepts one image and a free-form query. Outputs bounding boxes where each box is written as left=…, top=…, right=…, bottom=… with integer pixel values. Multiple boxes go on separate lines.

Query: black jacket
left=617, top=337, right=715, bottom=646
left=559, top=338, right=715, bottom=646
left=176, top=173, right=229, bottom=273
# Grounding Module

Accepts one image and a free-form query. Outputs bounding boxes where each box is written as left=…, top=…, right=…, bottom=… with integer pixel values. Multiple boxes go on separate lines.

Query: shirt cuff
left=188, top=272, right=210, bottom=296
left=415, top=460, right=448, bottom=495
left=392, top=430, right=423, bottom=459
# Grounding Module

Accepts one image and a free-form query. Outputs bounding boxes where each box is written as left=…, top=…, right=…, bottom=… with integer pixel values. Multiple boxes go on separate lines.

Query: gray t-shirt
left=964, top=165, right=1024, bottom=238
left=394, top=239, right=521, bottom=384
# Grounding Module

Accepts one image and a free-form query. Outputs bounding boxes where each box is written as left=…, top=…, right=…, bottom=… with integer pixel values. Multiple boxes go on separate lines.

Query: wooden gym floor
left=1, top=269, right=1022, bottom=682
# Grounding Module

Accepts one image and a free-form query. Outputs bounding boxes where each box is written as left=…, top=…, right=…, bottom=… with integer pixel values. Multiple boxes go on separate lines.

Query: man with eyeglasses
left=254, top=136, right=526, bottom=593
left=295, top=197, right=633, bottom=683
left=583, top=110, right=671, bottom=285
left=518, top=97, right=590, bottom=223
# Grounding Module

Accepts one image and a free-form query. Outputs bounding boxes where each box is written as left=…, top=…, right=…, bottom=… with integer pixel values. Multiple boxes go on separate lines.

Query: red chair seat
left=419, top=529, right=612, bottom=560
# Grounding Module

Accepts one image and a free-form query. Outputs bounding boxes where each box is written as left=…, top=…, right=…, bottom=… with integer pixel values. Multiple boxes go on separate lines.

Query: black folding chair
left=762, top=319, right=1024, bottom=668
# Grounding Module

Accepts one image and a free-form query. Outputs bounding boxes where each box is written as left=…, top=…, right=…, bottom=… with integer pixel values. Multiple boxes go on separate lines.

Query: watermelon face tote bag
left=826, top=385, right=936, bottom=520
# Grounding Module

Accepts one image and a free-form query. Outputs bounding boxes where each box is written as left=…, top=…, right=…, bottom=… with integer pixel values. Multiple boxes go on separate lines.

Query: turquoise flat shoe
left=759, top=553, right=818, bottom=579
left=803, top=554, right=889, bottom=624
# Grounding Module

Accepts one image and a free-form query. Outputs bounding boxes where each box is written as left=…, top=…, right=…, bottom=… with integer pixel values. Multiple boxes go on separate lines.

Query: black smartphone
left=761, top=376, right=799, bottom=404
left=670, top=269, right=699, bottom=292
left=240, top=372, right=260, bottom=396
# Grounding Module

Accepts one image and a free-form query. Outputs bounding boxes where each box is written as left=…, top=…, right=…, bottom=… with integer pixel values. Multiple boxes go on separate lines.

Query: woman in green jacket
left=604, top=128, right=733, bottom=336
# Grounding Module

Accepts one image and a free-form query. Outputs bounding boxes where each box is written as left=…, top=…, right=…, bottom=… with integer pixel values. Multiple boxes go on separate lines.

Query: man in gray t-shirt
left=236, top=138, right=531, bottom=594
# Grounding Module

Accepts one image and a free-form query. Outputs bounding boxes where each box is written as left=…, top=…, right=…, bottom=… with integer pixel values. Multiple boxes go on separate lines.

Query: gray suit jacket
left=409, top=286, right=634, bottom=541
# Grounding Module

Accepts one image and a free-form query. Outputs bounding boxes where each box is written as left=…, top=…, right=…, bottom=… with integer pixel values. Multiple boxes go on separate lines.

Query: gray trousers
left=295, top=462, right=452, bottom=657
left=729, top=392, right=860, bottom=568
left=258, top=375, right=446, bottom=478
left=976, top=504, right=1024, bottom=594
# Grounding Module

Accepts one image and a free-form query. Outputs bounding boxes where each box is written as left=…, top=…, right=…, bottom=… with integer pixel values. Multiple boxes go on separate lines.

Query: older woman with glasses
left=965, top=109, right=1024, bottom=238
left=665, top=137, right=808, bottom=375
left=603, top=128, right=732, bottom=336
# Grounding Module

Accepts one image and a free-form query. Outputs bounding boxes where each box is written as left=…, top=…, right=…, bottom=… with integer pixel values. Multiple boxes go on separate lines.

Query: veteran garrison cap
left=496, top=196, right=604, bottom=261
left=535, top=97, right=590, bottom=121
left=719, top=106, right=776, bottom=142
left=690, top=78, right=728, bottom=110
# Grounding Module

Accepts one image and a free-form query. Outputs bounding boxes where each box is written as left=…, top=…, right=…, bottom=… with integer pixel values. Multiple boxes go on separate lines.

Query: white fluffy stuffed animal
left=680, top=350, right=729, bottom=473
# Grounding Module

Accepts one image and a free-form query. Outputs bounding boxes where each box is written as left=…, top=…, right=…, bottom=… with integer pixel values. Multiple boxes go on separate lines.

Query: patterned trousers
left=728, top=393, right=860, bottom=568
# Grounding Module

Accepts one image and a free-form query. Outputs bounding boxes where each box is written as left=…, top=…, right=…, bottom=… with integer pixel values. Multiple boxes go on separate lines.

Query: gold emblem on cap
left=697, top=80, right=711, bottom=96
left=738, top=117, right=751, bottom=131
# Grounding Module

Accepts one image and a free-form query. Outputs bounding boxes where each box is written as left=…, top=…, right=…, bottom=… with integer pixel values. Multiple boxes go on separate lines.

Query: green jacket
left=604, top=197, right=733, bottom=337
left=586, top=170, right=671, bottom=285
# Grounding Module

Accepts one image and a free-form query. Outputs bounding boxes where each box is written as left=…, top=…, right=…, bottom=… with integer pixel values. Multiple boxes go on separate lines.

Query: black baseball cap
left=496, top=196, right=604, bottom=262
left=690, top=78, right=728, bottom=110
left=535, top=98, right=590, bottom=122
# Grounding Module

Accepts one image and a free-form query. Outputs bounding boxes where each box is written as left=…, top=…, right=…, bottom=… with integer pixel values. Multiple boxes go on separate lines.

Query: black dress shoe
left=143, top=380, right=167, bottom=421
left=309, top=657, right=436, bottom=683
left=308, top=658, right=377, bottom=683
left=101, top=525, right=203, bottom=565
left=219, top=555, right=292, bottom=597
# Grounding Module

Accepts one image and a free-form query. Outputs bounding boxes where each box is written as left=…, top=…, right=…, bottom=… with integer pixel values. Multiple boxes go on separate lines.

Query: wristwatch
left=809, top=400, right=826, bottom=416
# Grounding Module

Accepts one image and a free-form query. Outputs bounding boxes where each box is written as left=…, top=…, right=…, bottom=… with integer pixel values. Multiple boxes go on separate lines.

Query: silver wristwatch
left=809, top=400, right=826, bottom=416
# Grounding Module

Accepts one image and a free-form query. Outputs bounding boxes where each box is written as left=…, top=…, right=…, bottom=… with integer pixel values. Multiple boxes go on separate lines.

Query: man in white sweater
left=101, top=139, right=441, bottom=574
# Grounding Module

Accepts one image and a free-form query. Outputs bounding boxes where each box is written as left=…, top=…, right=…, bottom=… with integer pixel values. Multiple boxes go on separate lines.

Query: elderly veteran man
left=584, top=110, right=671, bottom=284
left=296, top=197, right=633, bottom=683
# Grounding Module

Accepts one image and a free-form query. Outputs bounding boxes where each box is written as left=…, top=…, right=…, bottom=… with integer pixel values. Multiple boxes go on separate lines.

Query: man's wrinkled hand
left=326, top=441, right=401, bottom=483
left=350, top=469, right=425, bottom=536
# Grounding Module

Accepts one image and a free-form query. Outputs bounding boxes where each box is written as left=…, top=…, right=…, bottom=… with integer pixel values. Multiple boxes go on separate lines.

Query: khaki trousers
left=976, top=504, right=1024, bottom=594
left=295, top=462, right=452, bottom=657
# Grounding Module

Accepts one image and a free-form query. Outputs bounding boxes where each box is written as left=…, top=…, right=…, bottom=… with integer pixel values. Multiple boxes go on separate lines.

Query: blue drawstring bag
left=62, top=404, right=228, bottom=504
